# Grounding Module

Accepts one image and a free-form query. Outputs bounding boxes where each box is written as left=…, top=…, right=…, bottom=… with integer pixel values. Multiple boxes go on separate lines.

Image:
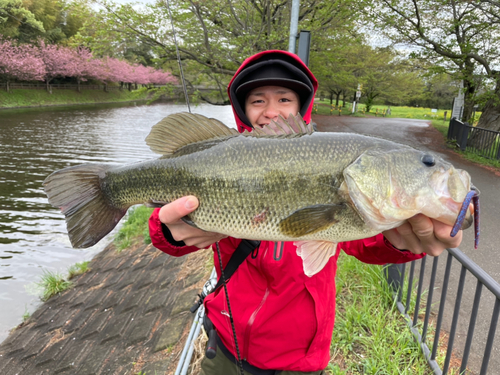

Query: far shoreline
left=0, top=87, right=186, bottom=110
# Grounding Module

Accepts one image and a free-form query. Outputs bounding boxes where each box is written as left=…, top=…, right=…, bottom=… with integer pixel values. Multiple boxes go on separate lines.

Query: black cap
left=230, top=57, right=314, bottom=127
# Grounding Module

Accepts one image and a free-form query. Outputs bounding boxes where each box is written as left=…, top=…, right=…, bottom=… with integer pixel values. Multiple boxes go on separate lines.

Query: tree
left=38, top=41, right=78, bottom=90
left=311, top=42, right=425, bottom=111
left=0, top=39, right=45, bottom=90
left=363, top=0, right=500, bottom=131
left=0, top=0, right=45, bottom=39
left=75, top=0, right=360, bottom=104
left=0, top=38, right=175, bottom=93
left=0, top=0, right=89, bottom=44
left=310, top=39, right=364, bottom=107
left=360, top=49, right=425, bottom=111
left=415, top=71, right=460, bottom=109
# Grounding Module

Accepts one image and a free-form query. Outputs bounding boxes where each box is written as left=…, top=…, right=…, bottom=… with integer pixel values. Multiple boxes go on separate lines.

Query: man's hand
left=383, top=214, right=463, bottom=257
left=159, top=196, right=227, bottom=249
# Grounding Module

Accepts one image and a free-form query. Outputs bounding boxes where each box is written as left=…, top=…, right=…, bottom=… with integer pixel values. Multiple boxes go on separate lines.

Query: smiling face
left=244, top=85, right=300, bottom=128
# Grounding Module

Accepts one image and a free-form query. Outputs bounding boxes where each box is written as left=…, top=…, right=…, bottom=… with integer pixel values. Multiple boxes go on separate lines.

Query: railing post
left=459, top=122, right=470, bottom=151
left=384, top=263, right=404, bottom=294
left=447, top=118, right=455, bottom=139
left=496, top=135, right=500, bottom=160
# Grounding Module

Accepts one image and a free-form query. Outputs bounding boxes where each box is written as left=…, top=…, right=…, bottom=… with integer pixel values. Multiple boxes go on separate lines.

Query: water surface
left=0, top=102, right=235, bottom=342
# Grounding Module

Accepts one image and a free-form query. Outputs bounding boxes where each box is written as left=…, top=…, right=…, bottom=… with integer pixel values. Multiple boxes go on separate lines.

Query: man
left=149, top=50, right=463, bottom=374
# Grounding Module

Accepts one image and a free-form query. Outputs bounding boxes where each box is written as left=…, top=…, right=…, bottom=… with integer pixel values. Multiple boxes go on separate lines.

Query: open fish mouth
left=450, top=185, right=480, bottom=249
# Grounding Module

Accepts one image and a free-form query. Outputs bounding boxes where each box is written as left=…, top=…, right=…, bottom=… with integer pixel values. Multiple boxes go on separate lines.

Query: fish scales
left=44, top=112, right=474, bottom=271
left=102, top=133, right=392, bottom=242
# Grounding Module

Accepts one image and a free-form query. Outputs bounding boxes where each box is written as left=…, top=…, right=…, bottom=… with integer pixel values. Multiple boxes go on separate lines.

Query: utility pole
left=288, top=0, right=300, bottom=53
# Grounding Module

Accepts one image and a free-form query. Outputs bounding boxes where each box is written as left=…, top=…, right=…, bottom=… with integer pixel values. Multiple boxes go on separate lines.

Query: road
left=313, top=114, right=500, bottom=374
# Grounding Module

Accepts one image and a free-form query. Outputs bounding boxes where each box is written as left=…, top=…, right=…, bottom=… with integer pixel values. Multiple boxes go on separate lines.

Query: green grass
left=114, top=205, right=154, bottom=251
left=429, top=120, right=500, bottom=170
left=0, top=87, right=150, bottom=108
left=314, top=101, right=353, bottom=116
left=36, top=270, right=73, bottom=301
left=22, top=306, right=31, bottom=323
left=35, top=260, right=91, bottom=301
left=328, top=253, right=461, bottom=375
left=68, top=261, right=90, bottom=279
left=314, top=99, right=460, bottom=121
left=455, top=148, right=500, bottom=169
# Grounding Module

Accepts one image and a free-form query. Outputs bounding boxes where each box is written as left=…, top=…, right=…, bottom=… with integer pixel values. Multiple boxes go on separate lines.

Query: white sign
left=431, top=109, right=437, bottom=113
left=356, top=90, right=361, bottom=98
left=452, top=81, right=465, bottom=120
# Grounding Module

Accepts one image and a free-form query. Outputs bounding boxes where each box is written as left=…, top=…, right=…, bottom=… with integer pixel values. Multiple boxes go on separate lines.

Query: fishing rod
left=164, top=0, right=191, bottom=113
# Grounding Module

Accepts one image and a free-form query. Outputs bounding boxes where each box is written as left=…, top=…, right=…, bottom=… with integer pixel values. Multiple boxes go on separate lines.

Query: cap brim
left=235, top=78, right=312, bottom=97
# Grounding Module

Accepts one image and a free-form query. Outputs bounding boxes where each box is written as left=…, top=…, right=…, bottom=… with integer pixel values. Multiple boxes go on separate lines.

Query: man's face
left=244, top=85, right=300, bottom=128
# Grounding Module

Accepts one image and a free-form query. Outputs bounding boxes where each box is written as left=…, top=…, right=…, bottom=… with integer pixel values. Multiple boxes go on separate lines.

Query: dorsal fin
left=146, top=112, right=238, bottom=155
left=242, top=114, right=314, bottom=137
left=146, top=112, right=314, bottom=156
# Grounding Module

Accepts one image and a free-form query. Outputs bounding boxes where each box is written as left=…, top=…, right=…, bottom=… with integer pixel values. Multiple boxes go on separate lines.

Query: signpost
left=353, top=84, right=362, bottom=113
left=452, top=81, right=465, bottom=120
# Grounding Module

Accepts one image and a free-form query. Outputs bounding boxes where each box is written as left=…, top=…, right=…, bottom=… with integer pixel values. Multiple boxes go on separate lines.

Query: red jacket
left=150, top=210, right=423, bottom=371
left=149, top=50, right=424, bottom=371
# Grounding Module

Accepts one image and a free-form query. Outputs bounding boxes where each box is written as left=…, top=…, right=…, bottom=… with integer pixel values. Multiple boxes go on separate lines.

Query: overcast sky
left=111, top=0, right=156, bottom=4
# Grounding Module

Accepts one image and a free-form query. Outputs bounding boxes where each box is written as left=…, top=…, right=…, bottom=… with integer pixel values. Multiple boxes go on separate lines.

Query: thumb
left=158, top=196, right=199, bottom=225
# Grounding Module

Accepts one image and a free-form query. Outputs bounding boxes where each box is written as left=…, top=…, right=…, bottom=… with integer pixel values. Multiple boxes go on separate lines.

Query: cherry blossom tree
left=149, top=69, right=177, bottom=85
left=38, top=41, right=76, bottom=91
left=0, top=39, right=45, bottom=91
left=1, top=39, right=176, bottom=91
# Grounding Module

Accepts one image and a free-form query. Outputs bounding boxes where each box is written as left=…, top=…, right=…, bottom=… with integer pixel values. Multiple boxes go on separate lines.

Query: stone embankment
left=0, top=242, right=212, bottom=374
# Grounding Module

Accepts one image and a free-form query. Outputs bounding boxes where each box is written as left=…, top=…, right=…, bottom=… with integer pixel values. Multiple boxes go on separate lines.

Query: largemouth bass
left=44, top=113, right=477, bottom=276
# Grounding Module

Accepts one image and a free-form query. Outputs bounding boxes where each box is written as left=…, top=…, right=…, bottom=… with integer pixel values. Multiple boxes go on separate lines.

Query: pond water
left=0, top=101, right=236, bottom=343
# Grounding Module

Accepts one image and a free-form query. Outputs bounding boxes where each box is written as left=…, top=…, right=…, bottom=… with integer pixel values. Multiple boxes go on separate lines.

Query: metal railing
left=385, top=248, right=500, bottom=374
left=448, top=118, right=500, bottom=160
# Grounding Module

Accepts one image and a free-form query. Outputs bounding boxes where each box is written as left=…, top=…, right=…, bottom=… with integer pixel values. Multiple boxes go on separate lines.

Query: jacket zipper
left=242, top=244, right=272, bottom=361
left=242, top=287, right=269, bottom=361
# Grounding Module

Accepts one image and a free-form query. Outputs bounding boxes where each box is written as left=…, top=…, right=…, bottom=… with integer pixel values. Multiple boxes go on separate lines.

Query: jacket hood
left=227, top=50, right=318, bottom=133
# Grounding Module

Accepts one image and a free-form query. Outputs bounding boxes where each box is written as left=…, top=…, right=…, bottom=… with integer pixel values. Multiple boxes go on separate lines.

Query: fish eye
left=421, top=154, right=435, bottom=167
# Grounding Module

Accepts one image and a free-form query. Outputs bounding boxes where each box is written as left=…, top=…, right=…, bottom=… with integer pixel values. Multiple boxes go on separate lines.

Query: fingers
left=158, top=196, right=227, bottom=248
left=431, top=219, right=463, bottom=249
left=403, top=214, right=436, bottom=255
left=182, top=233, right=228, bottom=248
left=384, top=214, right=462, bottom=257
left=158, top=196, right=199, bottom=225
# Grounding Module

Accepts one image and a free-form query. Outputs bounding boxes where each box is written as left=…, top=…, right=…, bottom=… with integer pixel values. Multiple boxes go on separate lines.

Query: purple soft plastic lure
left=450, top=188, right=480, bottom=249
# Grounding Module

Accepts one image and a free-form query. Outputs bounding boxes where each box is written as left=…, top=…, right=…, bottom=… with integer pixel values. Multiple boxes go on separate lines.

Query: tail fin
left=43, top=164, right=127, bottom=248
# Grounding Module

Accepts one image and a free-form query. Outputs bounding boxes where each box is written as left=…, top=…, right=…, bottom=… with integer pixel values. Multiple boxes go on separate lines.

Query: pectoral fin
left=145, top=199, right=169, bottom=208
left=295, top=241, right=338, bottom=277
left=279, top=204, right=343, bottom=237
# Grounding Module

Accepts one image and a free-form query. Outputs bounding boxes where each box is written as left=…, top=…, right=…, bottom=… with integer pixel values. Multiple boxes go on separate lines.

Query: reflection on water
left=0, top=102, right=236, bottom=342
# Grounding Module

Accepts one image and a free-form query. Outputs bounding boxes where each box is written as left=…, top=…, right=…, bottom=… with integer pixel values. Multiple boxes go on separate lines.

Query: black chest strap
left=190, top=239, right=261, bottom=313
left=212, top=239, right=260, bottom=292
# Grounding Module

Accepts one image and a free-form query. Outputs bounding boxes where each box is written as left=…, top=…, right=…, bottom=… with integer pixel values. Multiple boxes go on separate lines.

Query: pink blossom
left=0, top=39, right=45, bottom=81
left=0, top=39, right=176, bottom=86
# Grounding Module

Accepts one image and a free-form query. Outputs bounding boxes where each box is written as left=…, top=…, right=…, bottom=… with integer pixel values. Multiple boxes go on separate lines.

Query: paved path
left=0, top=242, right=210, bottom=375
left=314, top=114, right=500, bottom=374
